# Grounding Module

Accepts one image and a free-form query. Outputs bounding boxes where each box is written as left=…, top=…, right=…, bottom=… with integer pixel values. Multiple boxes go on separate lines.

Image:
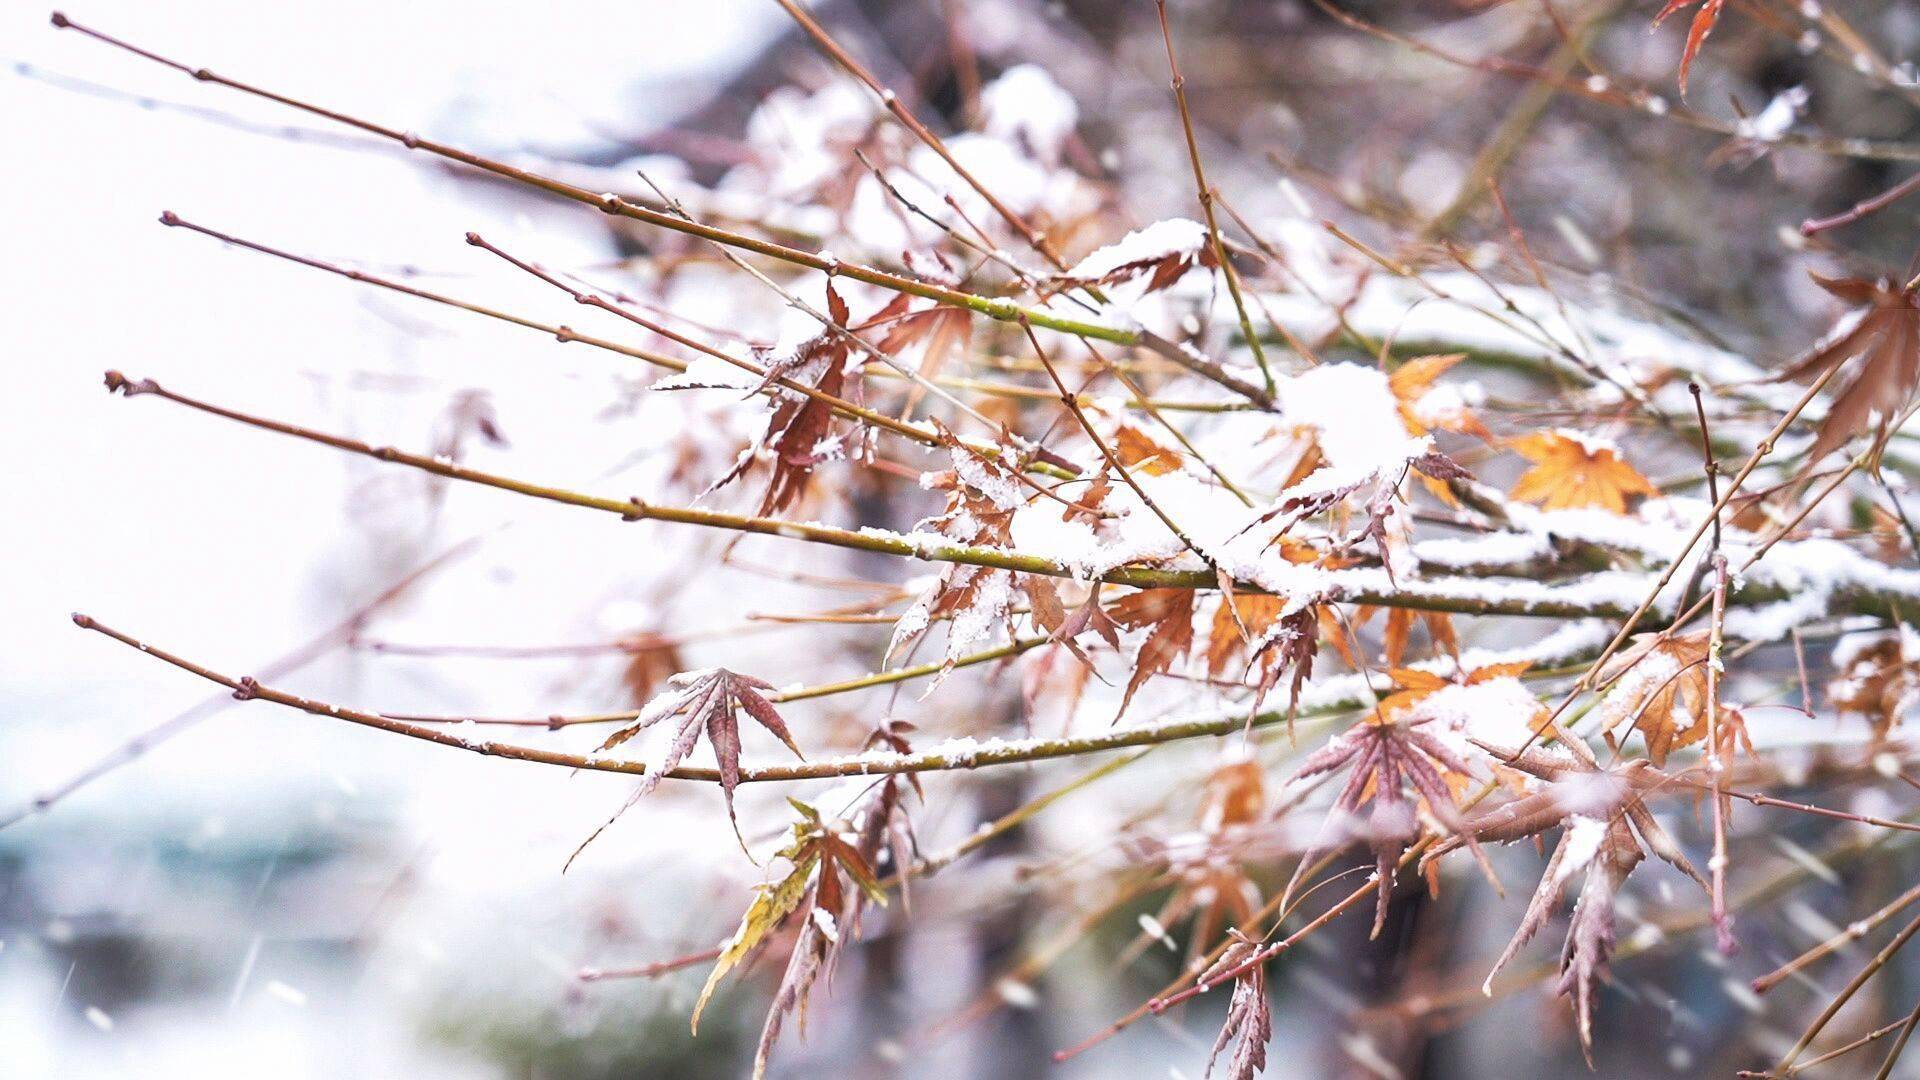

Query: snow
left=980, top=64, right=1079, bottom=165
left=1274, top=362, right=1412, bottom=471
left=1415, top=677, right=1547, bottom=754
left=1737, top=86, right=1810, bottom=142
left=1065, top=218, right=1210, bottom=281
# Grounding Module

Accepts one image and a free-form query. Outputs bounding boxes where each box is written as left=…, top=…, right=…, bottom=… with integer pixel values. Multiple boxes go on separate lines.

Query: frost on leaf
left=571, top=667, right=802, bottom=866
left=889, top=431, right=1031, bottom=670
left=1439, top=744, right=1706, bottom=1062
left=694, top=798, right=888, bottom=1079
left=707, top=281, right=865, bottom=515
left=1282, top=702, right=1490, bottom=936
left=1770, top=273, right=1920, bottom=470
left=1828, top=629, right=1920, bottom=739
left=1061, top=217, right=1216, bottom=292
left=1200, top=932, right=1272, bottom=1080
left=1592, top=632, right=1711, bottom=766
left=1507, top=430, right=1656, bottom=515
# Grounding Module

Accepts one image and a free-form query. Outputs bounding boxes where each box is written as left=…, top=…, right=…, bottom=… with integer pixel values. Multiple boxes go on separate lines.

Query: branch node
left=555, top=326, right=576, bottom=343
left=103, top=370, right=155, bottom=396
left=232, top=676, right=260, bottom=701
left=622, top=497, right=649, bottom=522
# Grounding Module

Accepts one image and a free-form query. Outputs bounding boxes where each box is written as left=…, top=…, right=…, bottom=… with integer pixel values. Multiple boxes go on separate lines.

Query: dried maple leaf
left=694, top=798, right=888, bottom=1078
left=1124, top=756, right=1269, bottom=968
left=1109, top=588, right=1196, bottom=717
left=1113, top=421, right=1184, bottom=476
left=1391, top=353, right=1490, bottom=440
left=617, top=631, right=685, bottom=705
left=704, top=282, right=864, bottom=515
left=1592, top=632, right=1711, bottom=766
left=1771, top=274, right=1920, bottom=469
left=1208, top=593, right=1288, bottom=679
left=1248, top=604, right=1323, bottom=727
left=571, top=667, right=801, bottom=866
left=1442, top=743, right=1706, bottom=1062
left=748, top=728, right=918, bottom=1078
left=1829, top=630, right=1920, bottom=739
left=890, top=432, right=1030, bottom=668
left=1507, top=430, right=1656, bottom=514
left=858, top=289, right=974, bottom=419
left=1282, top=709, right=1490, bottom=935
left=1653, top=0, right=1726, bottom=96
left=1201, top=931, right=1272, bottom=1080
left=1065, top=218, right=1219, bottom=293
left=1356, top=606, right=1458, bottom=669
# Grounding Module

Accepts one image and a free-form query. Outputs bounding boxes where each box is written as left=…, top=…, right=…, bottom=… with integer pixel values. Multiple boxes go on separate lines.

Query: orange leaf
left=1508, top=431, right=1656, bottom=514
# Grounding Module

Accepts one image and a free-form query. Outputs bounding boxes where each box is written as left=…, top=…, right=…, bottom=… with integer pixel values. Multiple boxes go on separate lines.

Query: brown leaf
left=1772, top=274, right=1920, bottom=470
left=1829, top=632, right=1920, bottom=739
left=1113, top=423, right=1183, bottom=476
left=1201, top=932, right=1271, bottom=1080
left=1109, top=588, right=1196, bottom=717
left=699, top=796, right=892, bottom=1077
left=707, top=282, right=863, bottom=515
left=572, top=668, right=802, bottom=867
left=1593, top=632, right=1711, bottom=766
left=1282, top=709, right=1488, bottom=935
left=1208, top=594, right=1287, bottom=678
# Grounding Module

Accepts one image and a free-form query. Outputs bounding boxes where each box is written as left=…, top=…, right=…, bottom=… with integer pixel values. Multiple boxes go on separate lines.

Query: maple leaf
left=705, top=282, right=863, bottom=515
left=1653, top=0, right=1726, bottom=96
left=1207, top=593, right=1288, bottom=679
left=1771, top=274, right=1920, bottom=470
left=617, top=631, right=685, bottom=705
left=1282, top=708, right=1490, bottom=936
left=890, top=432, right=1029, bottom=668
left=1829, top=630, right=1920, bottom=739
left=1200, top=932, right=1272, bottom=1080
left=1442, top=743, right=1706, bottom=1061
left=1109, top=588, right=1196, bottom=717
left=1507, top=430, right=1656, bottom=514
left=694, top=798, right=887, bottom=1078
left=1124, top=756, right=1268, bottom=967
left=1064, top=218, right=1219, bottom=293
left=1592, top=632, right=1711, bottom=766
left=1369, top=661, right=1539, bottom=727
left=571, top=667, right=801, bottom=866
left=1357, top=606, right=1458, bottom=669
left=1391, top=353, right=1490, bottom=440
left=858, top=290, right=974, bottom=419
left=1248, top=604, right=1323, bottom=727
left=749, top=745, right=916, bottom=1078
left=1113, top=421, right=1184, bottom=476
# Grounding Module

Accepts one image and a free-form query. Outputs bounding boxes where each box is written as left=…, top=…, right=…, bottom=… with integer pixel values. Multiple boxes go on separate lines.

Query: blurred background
left=5, top=1, right=1920, bottom=1077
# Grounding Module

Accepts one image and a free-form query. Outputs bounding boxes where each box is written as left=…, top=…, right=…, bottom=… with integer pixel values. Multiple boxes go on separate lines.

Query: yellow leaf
left=692, top=851, right=819, bottom=1033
